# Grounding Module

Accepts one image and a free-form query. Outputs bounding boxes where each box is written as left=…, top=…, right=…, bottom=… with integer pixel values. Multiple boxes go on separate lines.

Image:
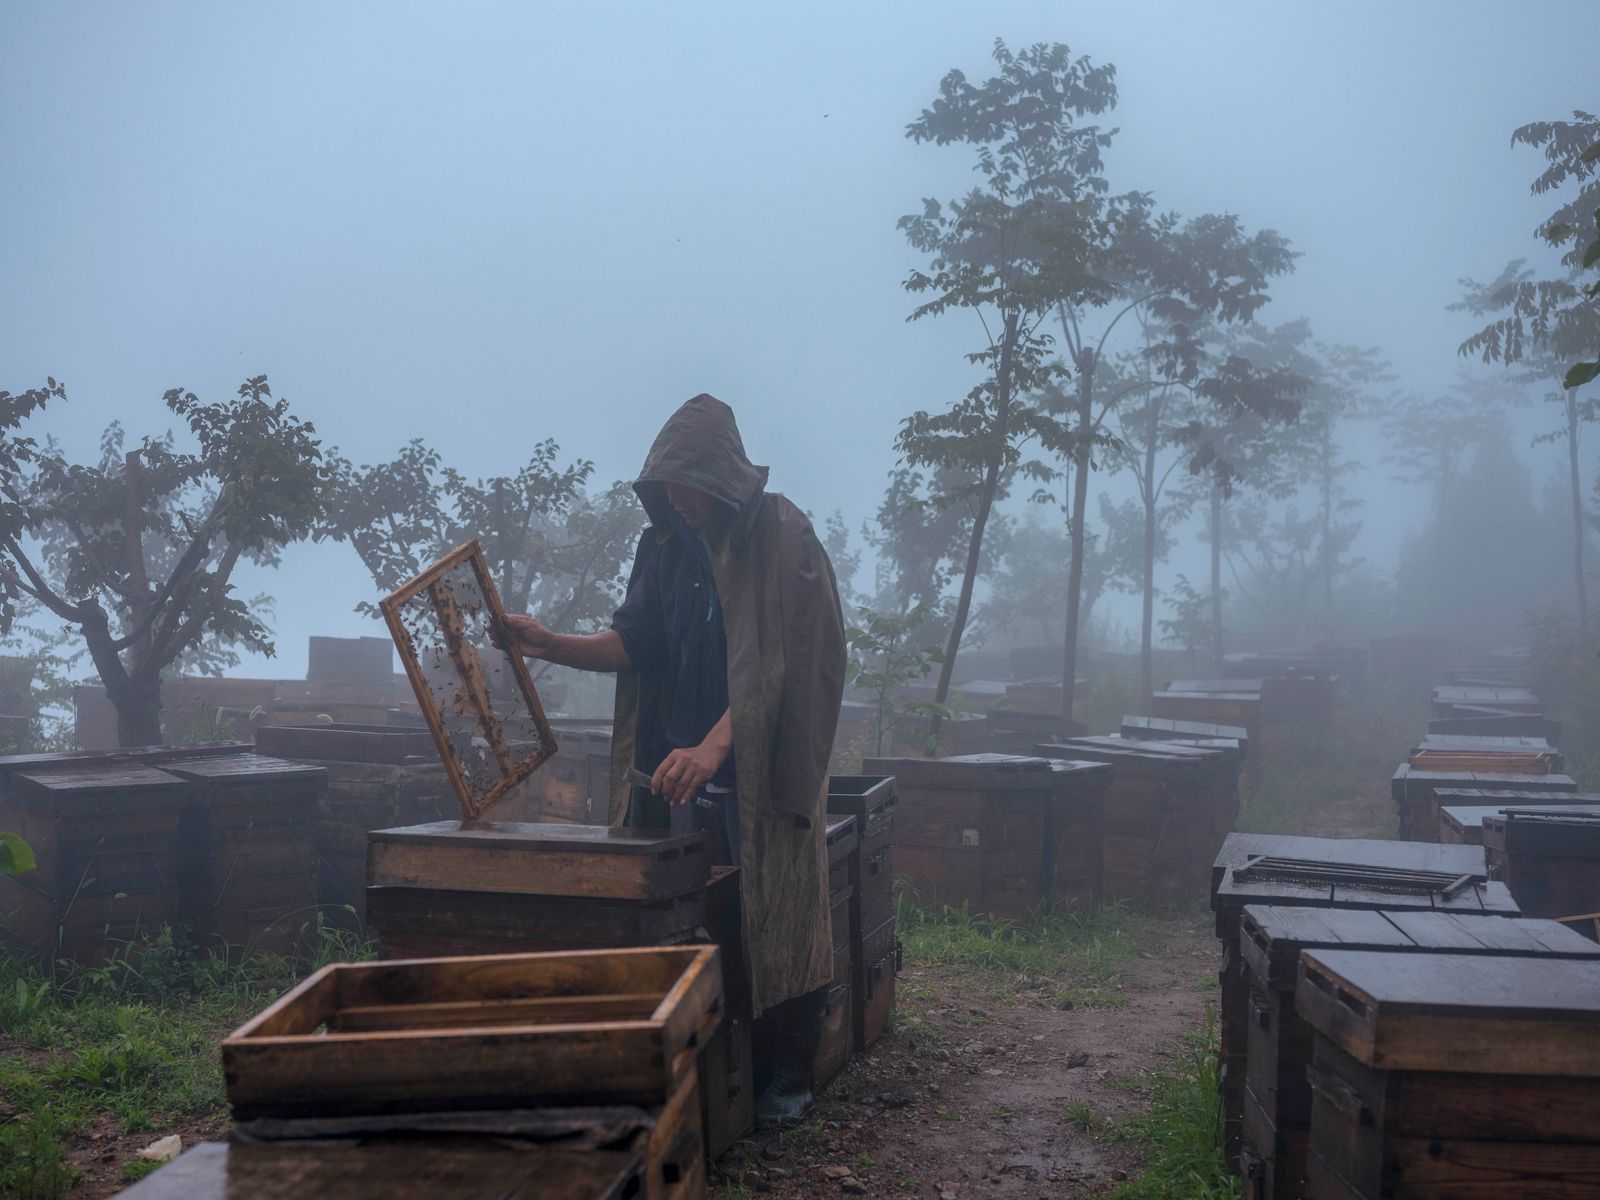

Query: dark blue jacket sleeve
left=610, top=535, right=667, bottom=672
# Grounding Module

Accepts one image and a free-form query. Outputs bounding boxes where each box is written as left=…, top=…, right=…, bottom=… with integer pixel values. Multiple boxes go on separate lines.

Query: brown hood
left=633, top=394, right=769, bottom=535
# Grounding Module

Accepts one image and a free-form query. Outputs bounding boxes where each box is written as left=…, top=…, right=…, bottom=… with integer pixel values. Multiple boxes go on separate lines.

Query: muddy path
left=713, top=909, right=1217, bottom=1200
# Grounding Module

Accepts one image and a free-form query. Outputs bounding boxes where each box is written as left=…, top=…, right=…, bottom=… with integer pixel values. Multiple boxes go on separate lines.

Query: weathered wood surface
left=1043, top=759, right=1109, bottom=907
left=813, top=979, right=852, bottom=1090
left=366, top=821, right=710, bottom=900
left=111, top=1139, right=647, bottom=1200
left=826, top=775, right=897, bottom=855
left=1212, top=833, right=1488, bottom=900
left=222, top=946, right=722, bottom=1118
left=1391, top=764, right=1578, bottom=840
left=1438, top=797, right=1600, bottom=845
left=1296, top=949, right=1600, bottom=1074
left=1430, top=685, right=1543, bottom=712
left=1427, top=712, right=1563, bottom=743
left=862, top=753, right=1053, bottom=791
left=1483, top=809, right=1600, bottom=920
left=255, top=723, right=438, bottom=765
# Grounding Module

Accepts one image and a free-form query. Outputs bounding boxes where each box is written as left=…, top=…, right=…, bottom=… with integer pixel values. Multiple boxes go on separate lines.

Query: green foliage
left=846, top=602, right=948, bottom=756
left=1, top=829, right=37, bottom=875
left=0, top=1112, right=80, bottom=1200
left=1157, top=575, right=1214, bottom=655
left=1107, top=1027, right=1231, bottom=1200
left=321, top=439, right=640, bottom=631
left=1568, top=206, right=1600, bottom=390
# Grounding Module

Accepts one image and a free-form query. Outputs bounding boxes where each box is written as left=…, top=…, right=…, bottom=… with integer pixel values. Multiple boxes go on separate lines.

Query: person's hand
left=652, top=741, right=729, bottom=806
left=492, top=613, right=556, bottom=659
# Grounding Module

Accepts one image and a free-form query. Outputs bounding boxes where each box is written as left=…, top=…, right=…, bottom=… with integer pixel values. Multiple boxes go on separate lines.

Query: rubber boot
left=753, top=989, right=825, bottom=1129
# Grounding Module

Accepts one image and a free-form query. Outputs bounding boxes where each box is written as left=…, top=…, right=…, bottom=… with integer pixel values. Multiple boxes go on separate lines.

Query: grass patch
left=1062, top=1098, right=1096, bottom=1132
left=0, top=920, right=375, bottom=1197
left=1108, top=1025, right=1231, bottom=1200
left=894, top=893, right=1160, bottom=1004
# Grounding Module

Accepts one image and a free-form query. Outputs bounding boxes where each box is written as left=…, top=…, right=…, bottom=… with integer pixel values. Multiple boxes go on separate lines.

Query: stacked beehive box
left=815, top=815, right=857, bottom=1089
left=492, top=718, right=613, bottom=824
left=827, top=775, right=899, bottom=1052
left=1037, top=736, right=1224, bottom=902
left=862, top=754, right=1052, bottom=920
left=1483, top=808, right=1600, bottom=922
left=1434, top=789, right=1600, bottom=844
left=1299, top=950, right=1600, bottom=1199
left=1237, top=907, right=1598, bottom=1199
left=1043, top=760, right=1111, bottom=909
left=1430, top=683, right=1544, bottom=719
left=1208, top=832, right=1517, bottom=1177
left=1390, top=765, right=1575, bottom=841
left=254, top=723, right=456, bottom=925
left=0, top=746, right=326, bottom=967
left=1152, top=681, right=1264, bottom=783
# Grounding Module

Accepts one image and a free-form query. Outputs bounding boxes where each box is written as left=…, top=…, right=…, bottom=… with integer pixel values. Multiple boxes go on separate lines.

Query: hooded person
left=496, top=394, right=848, bottom=1124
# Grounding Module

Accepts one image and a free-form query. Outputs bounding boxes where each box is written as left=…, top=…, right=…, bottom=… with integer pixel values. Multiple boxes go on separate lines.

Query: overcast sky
left=2, top=1, right=1593, bottom=677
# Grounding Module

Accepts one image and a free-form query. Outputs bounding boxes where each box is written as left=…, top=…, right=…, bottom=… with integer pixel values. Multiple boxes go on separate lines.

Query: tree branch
left=2, top=540, right=90, bottom=621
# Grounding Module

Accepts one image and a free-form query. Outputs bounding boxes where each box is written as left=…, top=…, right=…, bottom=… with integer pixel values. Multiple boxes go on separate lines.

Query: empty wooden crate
left=1298, top=949, right=1600, bottom=1199
left=1237, top=907, right=1600, bottom=1200
left=223, top=945, right=722, bottom=1119
left=862, top=754, right=1051, bottom=920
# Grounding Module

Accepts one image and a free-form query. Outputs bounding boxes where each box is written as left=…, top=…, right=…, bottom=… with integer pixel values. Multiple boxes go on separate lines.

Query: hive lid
left=1296, top=948, right=1600, bottom=1073
left=861, top=754, right=1053, bottom=790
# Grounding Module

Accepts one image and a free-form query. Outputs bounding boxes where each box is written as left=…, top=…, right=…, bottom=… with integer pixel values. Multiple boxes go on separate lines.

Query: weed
left=1108, top=1025, right=1231, bottom=1199
left=854, top=1153, right=877, bottom=1171
left=899, top=1180, right=921, bottom=1193
left=119, top=1160, right=163, bottom=1184
left=1062, top=1099, right=1096, bottom=1132
left=0, top=1114, right=80, bottom=1200
left=991, top=1104, right=1017, bottom=1120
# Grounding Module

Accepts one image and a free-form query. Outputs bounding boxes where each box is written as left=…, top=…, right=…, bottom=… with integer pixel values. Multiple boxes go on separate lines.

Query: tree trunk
left=1061, top=356, right=1096, bottom=725
left=927, top=311, right=1018, bottom=750
left=1210, top=483, right=1225, bottom=667
left=114, top=678, right=166, bottom=747
left=1568, top=398, right=1589, bottom=632
left=1140, top=421, right=1157, bottom=703
left=1319, top=425, right=1334, bottom=625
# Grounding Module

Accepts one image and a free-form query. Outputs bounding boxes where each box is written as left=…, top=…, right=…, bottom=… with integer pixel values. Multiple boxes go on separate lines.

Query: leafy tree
left=1457, top=111, right=1600, bottom=628
left=1, top=377, right=330, bottom=746
left=321, top=439, right=640, bottom=639
left=1158, top=573, right=1215, bottom=669
left=1053, top=211, right=1299, bottom=715
left=896, top=38, right=1122, bottom=741
left=845, top=603, right=949, bottom=757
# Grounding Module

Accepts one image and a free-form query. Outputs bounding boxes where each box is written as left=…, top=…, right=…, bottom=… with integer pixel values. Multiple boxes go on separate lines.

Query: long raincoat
left=609, top=394, right=847, bottom=1015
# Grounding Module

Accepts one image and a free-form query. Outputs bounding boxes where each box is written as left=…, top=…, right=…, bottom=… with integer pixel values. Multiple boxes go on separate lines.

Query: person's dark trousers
left=752, top=985, right=827, bottom=1127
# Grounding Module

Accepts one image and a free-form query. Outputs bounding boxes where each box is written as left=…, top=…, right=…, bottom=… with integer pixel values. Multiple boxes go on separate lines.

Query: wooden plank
left=1213, top=833, right=1488, bottom=899
left=1297, top=949, right=1600, bottom=1073
left=328, top=992, right=664, bottom=1031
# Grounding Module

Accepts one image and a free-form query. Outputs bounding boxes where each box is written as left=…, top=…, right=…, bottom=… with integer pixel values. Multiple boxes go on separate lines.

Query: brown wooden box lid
left=1431, top=685, right=1542, bottom=709
left=255, top=724, right=440, bottom=764
left=8, top=764, right=193, bottom=814
left=1215, top=865, right=1517, bottom=924
left=222, top=944, right=721, bottom=1118
left=1121, top=713, right=1250, bottom=747
left=366, top=821, right=709, bottom=900
left=1241, top=905, right=1600, bottom=991
left=861, top=753, right=1053, bottom=791
left=1212, top=833, right=1487, bottom=901
left=1295, top=948, right=1600, bottom=1074
left=1439, top=800, right=1600, bottom=838
left=161, top=753, right=327, bottom=788
left=1044, top=759, right=1113, bottom=793
left=1035, top=738, right=1210, bottom=778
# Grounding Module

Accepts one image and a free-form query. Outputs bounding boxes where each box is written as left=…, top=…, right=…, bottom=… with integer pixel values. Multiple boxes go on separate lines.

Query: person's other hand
left=652, top=742, right=727, bottom=806
left=493, top=613, right=555, bottom=659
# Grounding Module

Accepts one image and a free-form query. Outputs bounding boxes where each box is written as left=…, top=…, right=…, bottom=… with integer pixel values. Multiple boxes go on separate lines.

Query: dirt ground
left=711, top=910, right=1217, bottom=1200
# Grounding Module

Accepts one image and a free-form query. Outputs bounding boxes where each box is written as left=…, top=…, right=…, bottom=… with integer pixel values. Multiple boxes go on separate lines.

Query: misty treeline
left=0, top=41, right=1595, bottom=751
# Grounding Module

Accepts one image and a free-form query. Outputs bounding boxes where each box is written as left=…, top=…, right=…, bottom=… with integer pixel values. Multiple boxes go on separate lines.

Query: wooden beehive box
left=222, top=944, right=721, bottom=1119
left=162, top=753, right=325, bottom=960
left=112, top=1138, right=649, bottom=1200
left=827, top=776, right=898, bottom=1052
left=815, top=815, right=858, bottom=1090
left=1435, top=790, right=1600, bottom=844
left=493, top=719, right=614, bottom=825
left=1483, top=808, right=1600, bottom=920
left=1430, top=684, right=1543, bottom=718
left=862, top=753, right=1052, bottom=921
left=986, top=704, right=1086, bottom=756
left=0, top=763, right=191, bottom=965
left=1297, top=949, right=1600, bottom=1200
left=1427, top=712, right=1562, bottom=743
left=365, top=822, right=711, bottom=959
left=1042, top=759, right=1110, bottom=909
left=1238, top=908, right=1600, bottom=1200
left=1121, top=713, right=1250, bottom=765
left=1208, top=832, right=1508, bottom=1177
left=1036, top=737, right=1217, bottom=903
left=1151, top=686, right=1263, bottom=779
left=1390, top=764, right=1578, bottom=841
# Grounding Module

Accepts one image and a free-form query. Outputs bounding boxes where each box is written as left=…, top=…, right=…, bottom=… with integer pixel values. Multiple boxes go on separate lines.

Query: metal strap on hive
left=1233, top=855, right=1476, bottom=897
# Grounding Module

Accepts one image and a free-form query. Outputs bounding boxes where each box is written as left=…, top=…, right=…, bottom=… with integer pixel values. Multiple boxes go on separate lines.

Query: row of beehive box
left=1388, top=677, right=1600, bottom=928
left=861, top=718, right=1249, bottom=918
left=1210, top=830, right=1600, bottom=1200
left=0, top=743, right=327, bottom=965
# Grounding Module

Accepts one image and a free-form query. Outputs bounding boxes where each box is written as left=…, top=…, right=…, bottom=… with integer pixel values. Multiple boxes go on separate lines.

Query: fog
left=2, top=0, right=1595, bottom=686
